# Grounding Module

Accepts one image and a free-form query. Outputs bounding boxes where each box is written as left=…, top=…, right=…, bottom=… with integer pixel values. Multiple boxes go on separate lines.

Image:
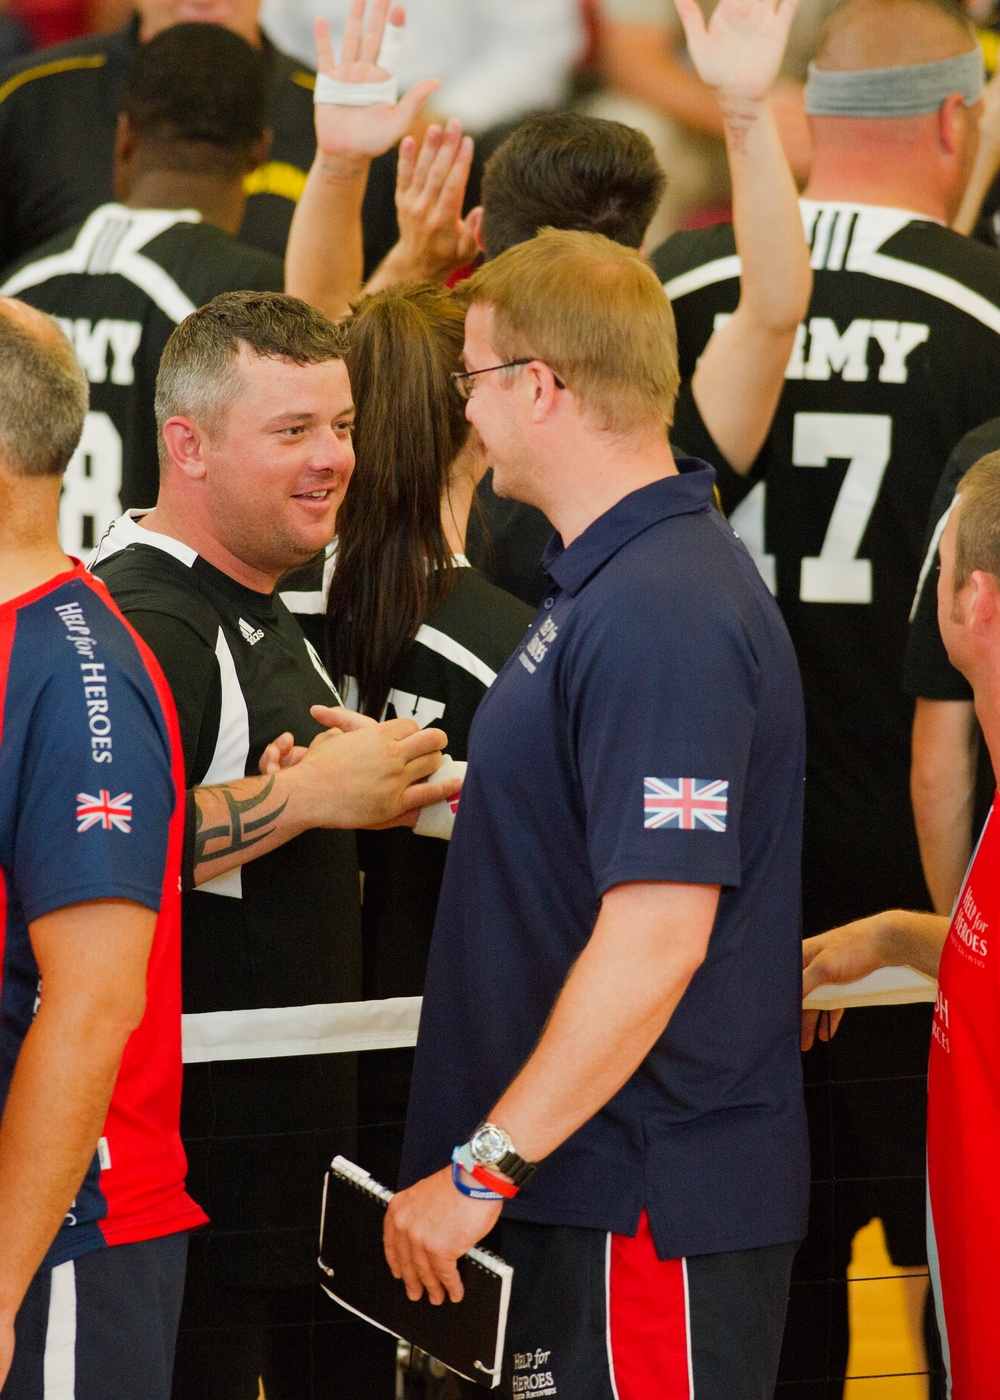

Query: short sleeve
left=14, top=651, right=176, bottom=923
left=569, top=581, right=756, bottom=895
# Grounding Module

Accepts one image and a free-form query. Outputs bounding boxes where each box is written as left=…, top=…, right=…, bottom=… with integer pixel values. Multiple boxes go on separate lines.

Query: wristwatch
left=468, top=1122, right=538, bottom=1189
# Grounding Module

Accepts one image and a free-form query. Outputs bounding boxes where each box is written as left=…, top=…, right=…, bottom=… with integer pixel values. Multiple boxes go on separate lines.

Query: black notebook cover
left=318, top=1156, right=513, bottom=1389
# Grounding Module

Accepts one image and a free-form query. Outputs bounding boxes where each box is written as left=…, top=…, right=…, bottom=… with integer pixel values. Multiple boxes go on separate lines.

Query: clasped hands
left=259, top=704, right=462, bottom=830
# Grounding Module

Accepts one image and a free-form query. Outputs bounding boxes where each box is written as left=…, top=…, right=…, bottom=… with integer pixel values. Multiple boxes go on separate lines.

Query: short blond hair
left=955, top=451, right=1000, bottom=588
left=461, top=227, right=680, bottom=436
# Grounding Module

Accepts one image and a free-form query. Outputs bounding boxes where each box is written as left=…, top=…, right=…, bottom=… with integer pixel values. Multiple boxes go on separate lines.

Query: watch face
left=470, top=1124, right=507, bottom=1165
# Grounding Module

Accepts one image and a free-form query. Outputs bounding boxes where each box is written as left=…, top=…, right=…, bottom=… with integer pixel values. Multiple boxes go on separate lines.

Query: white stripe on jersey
left=90, top=508, right=198, bottom=569
left=279, top=548, right=472, bottom=618
left=1, top=204, right=201, bottom=324
left=278, top=542, right=338, bottom=615
left=197, top=627, right=251, bottom=901
left=181, top=994, right=423, bottom=1061
left=414, top=622, right=498, bottom=688
left=910, top=493, right=960, bottom=622
left=662, top=254, right=742, bottom=302
left=665, top=201, right=1000, bottom=337
left=43, top=1260, right=77, bottom=1400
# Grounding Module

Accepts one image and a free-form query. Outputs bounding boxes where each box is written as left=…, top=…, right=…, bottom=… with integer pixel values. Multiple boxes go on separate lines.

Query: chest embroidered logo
left=239, top=617, right=265, bottom=646
left=519, top=616, right=559, bottom=674
left=643, top=778, right=729, bottom=832
left=76, top=790, right=133, bottom=833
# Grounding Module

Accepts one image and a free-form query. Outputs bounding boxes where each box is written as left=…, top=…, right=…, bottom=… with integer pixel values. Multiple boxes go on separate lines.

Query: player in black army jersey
left=92, top=291, right=460, bottom=1400
left=0, top=0, right=402, bottom=277
left=904, top=419, right=1000, bottom=918
left=1, top=24, right=283, bottom=556
left=652, top=1, right=1000, bottom=1393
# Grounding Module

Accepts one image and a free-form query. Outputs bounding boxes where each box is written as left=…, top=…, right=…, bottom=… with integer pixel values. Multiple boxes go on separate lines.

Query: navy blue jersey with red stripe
left=0, top=563, right=207, bottom=1269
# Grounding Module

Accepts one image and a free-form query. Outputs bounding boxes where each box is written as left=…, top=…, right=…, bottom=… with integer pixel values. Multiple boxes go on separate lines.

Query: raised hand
left=394, top=120, right=478, bottom=278
left=312, top=0, right=440, bottom=163
left=675, top=0, right=800, bottom=102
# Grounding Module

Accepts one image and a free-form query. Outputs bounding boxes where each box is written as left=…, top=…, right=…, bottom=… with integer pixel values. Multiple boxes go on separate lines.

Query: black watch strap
left=495, top=1150, right=537, bottom=1188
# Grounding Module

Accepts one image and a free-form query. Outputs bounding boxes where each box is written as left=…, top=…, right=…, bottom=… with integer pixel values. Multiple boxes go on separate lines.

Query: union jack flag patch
left=643, top=778, right=728, bottom=832
left=76, top=791, right=133, bottom=834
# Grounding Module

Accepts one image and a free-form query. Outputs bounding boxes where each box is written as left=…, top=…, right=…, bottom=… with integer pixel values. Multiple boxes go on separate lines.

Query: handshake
left=257, top=703, right=463, bottom=833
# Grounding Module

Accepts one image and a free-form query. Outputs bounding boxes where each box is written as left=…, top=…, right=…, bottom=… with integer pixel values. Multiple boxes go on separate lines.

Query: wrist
left=717, top=90, right=768, bottom=116
left=270, top=765, right=316, bottom=837
left=876, top=910, right=916, bottom=967
left=380, top=241, right=438, bottom=283
left=466, top=1121, right=538, bottom=1190
left=718, top=93, right=770, bottom=154
left=313, top=151, right=371, bottom=183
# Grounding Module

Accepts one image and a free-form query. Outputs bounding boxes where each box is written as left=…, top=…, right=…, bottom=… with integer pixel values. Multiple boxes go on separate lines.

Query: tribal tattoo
left=193, top=775, right=289, bottom=870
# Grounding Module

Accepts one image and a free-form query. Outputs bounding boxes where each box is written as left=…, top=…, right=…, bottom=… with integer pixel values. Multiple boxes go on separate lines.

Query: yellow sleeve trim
left=291, top=69, right=315, bottom=91
left=0, top=53, right=107, bottom=105
left=243, top=160, right=308, bottom=203
left=978, top=29, right=999, bottom=77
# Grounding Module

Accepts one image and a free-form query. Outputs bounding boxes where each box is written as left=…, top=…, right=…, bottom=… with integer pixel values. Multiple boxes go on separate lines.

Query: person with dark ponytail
left=326, top=283, right=533, bottom=1183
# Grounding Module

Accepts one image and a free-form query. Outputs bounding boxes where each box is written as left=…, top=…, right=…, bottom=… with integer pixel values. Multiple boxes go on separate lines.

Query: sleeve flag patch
left=643, top=778, right=728, bottom=832
left=76, top=790, right=133, bottom=833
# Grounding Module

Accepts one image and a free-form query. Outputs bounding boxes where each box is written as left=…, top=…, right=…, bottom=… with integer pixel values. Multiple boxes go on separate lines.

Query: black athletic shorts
left=495, top=1211, right=797, bottom=1400
left=3, top=1232, right=188, bottom=1400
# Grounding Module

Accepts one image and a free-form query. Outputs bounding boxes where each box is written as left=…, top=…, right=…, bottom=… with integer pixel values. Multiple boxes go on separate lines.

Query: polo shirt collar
left=542, top=457, right=716, bottom=597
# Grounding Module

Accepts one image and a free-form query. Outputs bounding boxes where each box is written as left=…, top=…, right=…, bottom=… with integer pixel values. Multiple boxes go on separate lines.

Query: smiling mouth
left=293, top=489, right=334, bottom=501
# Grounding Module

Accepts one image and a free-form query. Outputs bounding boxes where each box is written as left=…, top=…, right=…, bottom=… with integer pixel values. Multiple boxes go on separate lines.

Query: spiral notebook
left=318, top=1155, right=513, bottom=1389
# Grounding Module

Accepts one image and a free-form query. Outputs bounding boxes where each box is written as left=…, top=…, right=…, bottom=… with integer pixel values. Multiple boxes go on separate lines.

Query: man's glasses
left=450, top=359, right=566, bottom=400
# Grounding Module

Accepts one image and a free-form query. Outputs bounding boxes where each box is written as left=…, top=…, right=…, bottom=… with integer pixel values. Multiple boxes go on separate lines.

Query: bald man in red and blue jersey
left=0, top=298, right=205, bottom=1400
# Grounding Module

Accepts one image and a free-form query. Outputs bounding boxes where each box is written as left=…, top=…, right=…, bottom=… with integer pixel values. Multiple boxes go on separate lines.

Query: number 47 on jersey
left=728, top=412, right=892, bottom=605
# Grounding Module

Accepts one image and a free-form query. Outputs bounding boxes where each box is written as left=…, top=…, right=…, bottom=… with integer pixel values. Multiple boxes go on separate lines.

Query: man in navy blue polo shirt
left=385, top=227, right=809, bottom=1400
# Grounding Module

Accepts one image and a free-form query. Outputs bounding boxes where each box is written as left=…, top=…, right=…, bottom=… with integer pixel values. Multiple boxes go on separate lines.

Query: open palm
left=676, top=0, right=801, bottom=101
left=313, top=0, right=439, bottom=161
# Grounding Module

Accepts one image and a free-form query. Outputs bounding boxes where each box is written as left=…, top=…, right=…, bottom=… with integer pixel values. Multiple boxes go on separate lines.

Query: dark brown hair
left=480, top=112, right=666, bottom=261
left=326, top=286, right=471, bottom=716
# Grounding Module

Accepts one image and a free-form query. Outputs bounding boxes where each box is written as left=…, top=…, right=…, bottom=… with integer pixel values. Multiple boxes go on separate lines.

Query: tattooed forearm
left=193, top=776, right=290, bottom=870
left=720, top=101, right=760, bottom=155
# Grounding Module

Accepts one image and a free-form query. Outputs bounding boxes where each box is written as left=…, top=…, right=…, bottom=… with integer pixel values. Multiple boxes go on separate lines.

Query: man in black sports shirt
left=91, top=289, right=460, bottom=1400
left=1, top=24, right=283, bottom=556
left=652, top=0, right=1000, bottom=1392
left=0, top=0, right=401, bottom=275
left=904, top=419, right=1000, bottom=918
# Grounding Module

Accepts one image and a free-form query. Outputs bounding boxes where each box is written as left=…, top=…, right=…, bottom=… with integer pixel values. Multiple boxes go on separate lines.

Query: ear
left=525, top=361, right=563, bottom=425
left=113, top=113, right=137, bottom=202
left=161, top=417, right=209, bottom=481
left=466, top=206, right=485, bottom=252
left=968, top=568, right=1000, bottom=632
left=248, top=128, right=274, bottom=174
left=937, top=92, right=968, bottom=156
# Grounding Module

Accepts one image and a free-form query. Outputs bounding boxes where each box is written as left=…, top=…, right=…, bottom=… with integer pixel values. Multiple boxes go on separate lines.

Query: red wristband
left=471, top=1162, right=519, bottom=1199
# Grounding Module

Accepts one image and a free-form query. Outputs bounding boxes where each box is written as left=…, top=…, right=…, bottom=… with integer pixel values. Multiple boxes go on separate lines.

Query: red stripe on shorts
left=609, top=1209, right=692, bottom=1400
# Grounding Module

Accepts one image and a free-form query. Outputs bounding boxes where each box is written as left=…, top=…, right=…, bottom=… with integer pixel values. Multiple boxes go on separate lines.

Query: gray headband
left=805, top=48, right=984, bottom=117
